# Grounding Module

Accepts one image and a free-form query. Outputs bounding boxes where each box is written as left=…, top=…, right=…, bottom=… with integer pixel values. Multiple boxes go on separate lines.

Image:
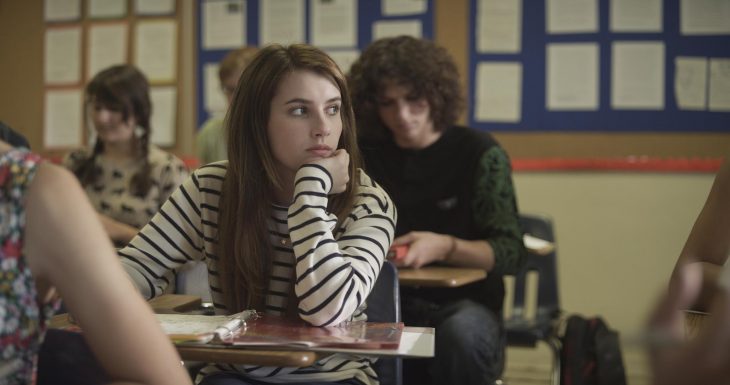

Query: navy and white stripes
left=120, top=161, right=396, bottom=385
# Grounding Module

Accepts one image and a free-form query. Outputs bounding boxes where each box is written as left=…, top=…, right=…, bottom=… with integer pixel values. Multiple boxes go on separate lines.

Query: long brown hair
left=218, top=44, right=362, bottom=312
left=72, top=64, right=153, bottom=197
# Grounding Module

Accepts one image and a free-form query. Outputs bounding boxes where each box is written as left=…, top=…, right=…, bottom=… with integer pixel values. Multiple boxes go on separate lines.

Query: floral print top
left=0, top=149, right=60, bottom=384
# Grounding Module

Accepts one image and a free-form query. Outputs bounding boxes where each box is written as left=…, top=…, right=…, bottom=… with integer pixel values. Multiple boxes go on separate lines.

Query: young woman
left=119, top=44, right=396, bottom=385
left=65, top=64, right=188, bottom=246
left=0, top=138, right=191, bottom=385
left=349, top=36, right=527, bottom=385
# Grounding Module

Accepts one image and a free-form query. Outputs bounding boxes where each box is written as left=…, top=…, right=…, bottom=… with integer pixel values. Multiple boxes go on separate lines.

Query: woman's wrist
left=444, top=234, right=457, bottom=261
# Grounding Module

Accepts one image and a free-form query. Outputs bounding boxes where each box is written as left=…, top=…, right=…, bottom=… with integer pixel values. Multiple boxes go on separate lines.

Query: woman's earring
left=135, top=126, right=145, bottom=138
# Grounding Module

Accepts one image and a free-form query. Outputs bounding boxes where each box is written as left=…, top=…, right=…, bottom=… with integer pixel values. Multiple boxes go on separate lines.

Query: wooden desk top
left=398, top=266, right=486, bottom=288
left=49, top=294, right=317, bottom=368
left=177, top=345, right=317, bottom=367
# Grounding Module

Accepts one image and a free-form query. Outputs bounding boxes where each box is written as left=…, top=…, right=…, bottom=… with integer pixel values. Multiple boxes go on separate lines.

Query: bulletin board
left=195, top=0, right=434, bottom=128
left=40, top=0, right=183, bottom=152
left=467, top=0, right=730, bottom=133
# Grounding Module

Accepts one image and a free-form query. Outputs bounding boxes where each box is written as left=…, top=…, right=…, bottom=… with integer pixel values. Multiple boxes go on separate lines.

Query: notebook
left=156, top=310, right=258, bottom=343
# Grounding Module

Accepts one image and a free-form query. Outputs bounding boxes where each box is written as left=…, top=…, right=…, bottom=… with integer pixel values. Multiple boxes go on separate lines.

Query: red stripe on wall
left=512, top=157, right=724, bottom=172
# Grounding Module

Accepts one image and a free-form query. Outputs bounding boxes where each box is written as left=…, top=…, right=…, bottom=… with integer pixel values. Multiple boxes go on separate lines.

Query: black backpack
left=560, top=315, right=627, bottom=385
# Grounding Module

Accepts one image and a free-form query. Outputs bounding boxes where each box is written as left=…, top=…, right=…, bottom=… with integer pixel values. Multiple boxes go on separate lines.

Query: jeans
left=199, top=372, right=365, bottom=385
left=402, top=298, right=505, bottom=385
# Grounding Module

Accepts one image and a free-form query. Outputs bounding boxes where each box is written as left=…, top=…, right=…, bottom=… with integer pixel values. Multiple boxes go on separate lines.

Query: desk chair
left=175, top=260, right=213, bottom=303
left=365, top=260, right=402, bottom=385
left=503, top=214, right=561, bottom=385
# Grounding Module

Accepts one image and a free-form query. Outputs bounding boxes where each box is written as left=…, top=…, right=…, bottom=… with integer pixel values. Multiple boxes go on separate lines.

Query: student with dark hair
left=0, top=139, right=191, bottom=385
left=64, top=64, right=188, bottom=246
left=349, top=36, right=527, bottom=385
left=119, top=44, right=396, bottom=385
left=196, top=46, right=260, bottom=165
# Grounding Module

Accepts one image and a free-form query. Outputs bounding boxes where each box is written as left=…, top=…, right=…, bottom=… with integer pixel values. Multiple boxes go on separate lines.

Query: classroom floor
left=502, top=346, right=652, bottom=385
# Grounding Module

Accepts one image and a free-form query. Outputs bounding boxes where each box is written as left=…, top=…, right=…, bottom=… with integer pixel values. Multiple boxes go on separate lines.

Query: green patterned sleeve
left=472, top=146, right=527, bottom=275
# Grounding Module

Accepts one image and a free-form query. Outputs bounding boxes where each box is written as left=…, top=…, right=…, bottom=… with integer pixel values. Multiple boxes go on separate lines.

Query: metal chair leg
left=546, top=336, right=562, bottom=385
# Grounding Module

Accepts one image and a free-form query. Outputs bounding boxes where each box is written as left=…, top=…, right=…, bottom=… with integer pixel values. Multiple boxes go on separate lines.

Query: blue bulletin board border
left=467, top=0, right=730, bottom=132
left=196, top=0, right=434, bottom=128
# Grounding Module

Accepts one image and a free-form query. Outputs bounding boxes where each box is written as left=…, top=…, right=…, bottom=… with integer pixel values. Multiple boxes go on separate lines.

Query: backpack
left=560, top=315, right=627, bottom=385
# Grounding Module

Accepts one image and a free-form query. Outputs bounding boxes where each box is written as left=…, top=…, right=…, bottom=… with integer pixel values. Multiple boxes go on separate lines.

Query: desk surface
left=397, top=266, right=486, bottom=288
left=49, top=295, right=318, bottom=368
left=50, top=295, right=433, bottom=366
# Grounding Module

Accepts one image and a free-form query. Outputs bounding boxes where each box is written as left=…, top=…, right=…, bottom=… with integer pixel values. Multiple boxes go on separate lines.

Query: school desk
left=397, top=266, right=487, bottom=288
left=48, top=295, right=317, bottom=367
left=49, top=295, right=434, bottom=366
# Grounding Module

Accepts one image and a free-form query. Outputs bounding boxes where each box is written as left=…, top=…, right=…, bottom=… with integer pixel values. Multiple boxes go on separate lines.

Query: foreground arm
left=670, top=159, right=730, bottom=311
left=649, top=264, right=730, bottom=385
left=25, top=163, right=191, bottom=385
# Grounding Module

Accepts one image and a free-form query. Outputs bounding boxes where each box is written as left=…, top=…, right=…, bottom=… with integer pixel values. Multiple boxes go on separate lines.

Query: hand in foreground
left=391, top=231, right=454, bottom=269
left=648, top=263, right=730, bottom=385
left=309, top=149, right=350, bottom=194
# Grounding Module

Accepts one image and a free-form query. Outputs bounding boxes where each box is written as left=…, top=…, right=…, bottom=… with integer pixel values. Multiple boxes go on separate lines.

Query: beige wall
left=509, top=171, right=715, bottom=384
left=515, top=171, right=713, bottom=335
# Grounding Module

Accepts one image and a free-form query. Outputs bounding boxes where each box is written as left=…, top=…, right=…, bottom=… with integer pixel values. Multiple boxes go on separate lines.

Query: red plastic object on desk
left=387, top=244, right=408, bottom=261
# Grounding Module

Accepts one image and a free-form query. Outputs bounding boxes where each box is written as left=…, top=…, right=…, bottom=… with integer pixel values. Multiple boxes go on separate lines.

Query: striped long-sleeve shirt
left=119, top=162, right=396, bottom=385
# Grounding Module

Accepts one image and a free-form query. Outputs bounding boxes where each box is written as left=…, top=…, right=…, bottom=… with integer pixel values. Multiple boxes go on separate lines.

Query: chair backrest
left=175, top=260, right=213, bottom=303
left=365, top=260, right=402, bottom=385
left=365, top=260, right=401, bottom=323
left=510, top=214, right=560, bottom=321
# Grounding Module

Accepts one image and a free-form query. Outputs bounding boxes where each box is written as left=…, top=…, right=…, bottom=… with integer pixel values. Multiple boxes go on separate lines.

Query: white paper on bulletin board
left=150, top=86, right=177, bottom=146
left=680, top=0, right=730, bottom=35
left=372, top=20, right=422, bottom=40
left=134, top=19, right=178, bottom=83
left=477, top=0, right=522, bottom=54
left=203, top=0, right=246, bottom=49
left=44, top=89, right=83, bottom=149
left=709, top=58, right=730, bottom=111
left=326, top=49, right=360, bottom=74
left=310, top=0, right=357, bottom=48
left=204, top=63, right=227, bottom=115
left=475, top=62, right=522, bottom=123
left=610, top=0, right=662, bottom=32
left=547, top=0, right=598, bottom=34
left=45, top=0, right=81, bottom=22
left=135, top=0, right=176, bottom=15
left=547, top=43, right=599, bottom=111
left=88, top=0, right=128, bottom=18
left=674, top=56, right=707, bottom=110
left=611, top=41, right=665, bottom=110
left=87, top=23, right=128, bottom=79
left=260, top=0, right=305, bottom=46
left=45, top=27, right=82, bottom=85
left=382, top=0, right=427, bottom=16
